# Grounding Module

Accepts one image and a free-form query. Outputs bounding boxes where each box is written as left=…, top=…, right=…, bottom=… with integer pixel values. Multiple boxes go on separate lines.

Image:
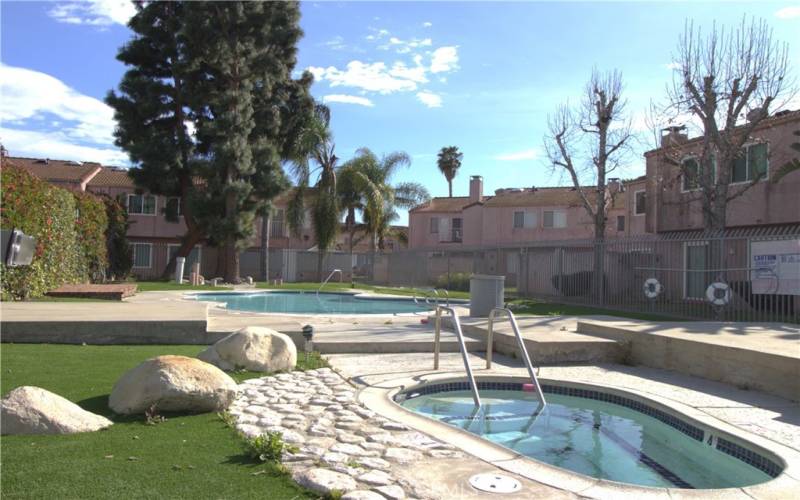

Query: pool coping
left=357, top=371, right=800, bottom=499
left=182, top=289, right=468, bottom=318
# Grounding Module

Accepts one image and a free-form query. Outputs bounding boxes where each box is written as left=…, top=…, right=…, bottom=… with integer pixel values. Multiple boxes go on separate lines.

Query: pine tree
left=106, top=1, right=203, bottom=279
left=182, top=1, right=312, bottom=283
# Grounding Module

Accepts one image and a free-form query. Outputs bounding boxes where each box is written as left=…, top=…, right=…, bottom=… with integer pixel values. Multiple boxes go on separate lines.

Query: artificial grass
left=0, top=344, right=324, bottom=500
left=256, top=280, right=471, bottom=300
left=507, top=298, right=679, bottom=321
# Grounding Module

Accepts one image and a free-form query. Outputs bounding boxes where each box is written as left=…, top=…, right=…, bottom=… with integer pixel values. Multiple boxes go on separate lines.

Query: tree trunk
left=448, top=180, right=453, bottom=198
left=159, top=175, right=204, bottom=279
left=160, top=226, right=205, bottom=280
left=317, top=250, right=324, bottom=282
left=223, top=182, right=240, bottom=283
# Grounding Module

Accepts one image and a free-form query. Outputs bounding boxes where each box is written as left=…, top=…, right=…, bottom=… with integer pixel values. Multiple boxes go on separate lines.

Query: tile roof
left=409, top=196, right=470, bottom=213
left=483, top=187, right=586, bottom=208
left=87, top=167, right=135, bottom=188
left=5, top=157, right=102, bottom=184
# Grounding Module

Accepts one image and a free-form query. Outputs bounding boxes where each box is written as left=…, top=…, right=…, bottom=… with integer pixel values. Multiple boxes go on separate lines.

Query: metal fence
left=365, top=230, right=800, bottom=323
left=128, top=230, right=799, bottom=323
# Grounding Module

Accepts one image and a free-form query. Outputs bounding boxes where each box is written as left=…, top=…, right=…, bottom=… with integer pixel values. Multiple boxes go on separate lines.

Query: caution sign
left=750, top=239, right=800, bottom=295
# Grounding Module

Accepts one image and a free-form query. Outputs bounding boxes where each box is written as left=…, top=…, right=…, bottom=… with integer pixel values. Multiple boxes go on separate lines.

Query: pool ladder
left=413, top=288, right=449, bottom=307
left=317, top=269, right=342, bottom=295
left=432, top=306, right=547, bottom=409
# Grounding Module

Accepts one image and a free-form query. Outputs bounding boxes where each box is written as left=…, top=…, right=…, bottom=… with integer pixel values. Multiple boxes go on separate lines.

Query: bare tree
left=659, top=17, right=794, bottom=233
left=544, top=69, right=634, bottom=302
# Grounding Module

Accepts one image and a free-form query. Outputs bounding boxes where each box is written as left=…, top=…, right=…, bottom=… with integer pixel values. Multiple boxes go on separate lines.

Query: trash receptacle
left=175, top=256, right=186, bottom=284
left=469, top=274, right=505, bottom=317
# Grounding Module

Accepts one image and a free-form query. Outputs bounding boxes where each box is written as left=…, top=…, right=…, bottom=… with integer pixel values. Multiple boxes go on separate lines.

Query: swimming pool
left=398, top=381, right=781, bottom=489
left=193, top=291, right=433, bottom=314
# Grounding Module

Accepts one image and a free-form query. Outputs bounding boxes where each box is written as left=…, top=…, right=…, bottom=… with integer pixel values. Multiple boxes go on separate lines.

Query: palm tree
left=286, top=104, right=341, bottom=280
left=338, top=148, right=429, bottom=257
left=437, top=146, right=463, bottom=197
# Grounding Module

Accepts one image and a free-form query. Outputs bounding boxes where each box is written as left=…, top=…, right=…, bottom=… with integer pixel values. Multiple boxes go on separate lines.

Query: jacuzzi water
left=401, top=388, right=777, bottom=489
left=193, top=291, right=431, bottom=314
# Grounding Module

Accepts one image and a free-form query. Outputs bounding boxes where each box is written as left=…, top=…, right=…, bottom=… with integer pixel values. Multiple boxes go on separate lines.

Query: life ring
left=706, top=282, right=731, bottom=306
left=643, top=278, right=663, bottom=299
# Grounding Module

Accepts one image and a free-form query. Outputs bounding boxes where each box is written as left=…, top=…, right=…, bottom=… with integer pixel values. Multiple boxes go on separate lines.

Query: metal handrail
left=435, top=288, right=450, bottom=306
left=413, top=288, right=439, bottom=307
left=486, top=308, right=547, bottom=406
left=434, top=305, right=481, bottom=408
left=317, top=269, right=342, bottom=295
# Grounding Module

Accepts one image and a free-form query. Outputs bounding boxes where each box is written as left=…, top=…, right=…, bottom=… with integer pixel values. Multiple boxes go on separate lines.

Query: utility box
left=469, top=274, right=505, bottom=317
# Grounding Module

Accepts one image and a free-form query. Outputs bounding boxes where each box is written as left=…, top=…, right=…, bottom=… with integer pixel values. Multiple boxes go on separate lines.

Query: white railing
left=317, top=269, right=342, bottom=295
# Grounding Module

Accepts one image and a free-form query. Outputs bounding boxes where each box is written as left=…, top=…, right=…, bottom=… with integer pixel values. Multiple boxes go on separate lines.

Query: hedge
left=1, top=164, right=108, bottom=299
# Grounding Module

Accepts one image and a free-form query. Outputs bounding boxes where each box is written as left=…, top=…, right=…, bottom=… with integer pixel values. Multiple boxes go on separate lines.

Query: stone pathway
left=228, top=368, right=466, bottom=499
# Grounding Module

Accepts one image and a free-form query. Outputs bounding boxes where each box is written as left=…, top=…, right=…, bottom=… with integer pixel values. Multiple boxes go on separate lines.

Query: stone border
left=358, top=371, right=800, bottom=499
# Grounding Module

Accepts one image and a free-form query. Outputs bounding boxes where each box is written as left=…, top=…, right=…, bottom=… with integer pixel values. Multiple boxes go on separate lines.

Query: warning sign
left=750, top=239, right=800, bottom=295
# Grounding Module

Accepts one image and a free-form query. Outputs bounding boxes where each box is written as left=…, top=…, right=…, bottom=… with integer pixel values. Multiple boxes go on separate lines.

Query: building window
left=270, top=208, right=285, bottom=238
left=165, top=197, right=182, bottom=217
left=681, top=156, right=717, bottom=192
left=617, top=215, right=625, bottom=231
left=513, top=211, right=524, bottom=228
left=128, top=194, right=156, bottom=215
left=634, top=190, right=646, bottom=215
left=543, top=210, right=566, bottom=228
left=513, top=211, right=537, bottom=229
left=429, top=217, right=439, bottom=234
left=132, top=243, right=152, bottom=269
left=451, top=218, right=462, bottom=242
left=732, top=143, right=768, bottom=183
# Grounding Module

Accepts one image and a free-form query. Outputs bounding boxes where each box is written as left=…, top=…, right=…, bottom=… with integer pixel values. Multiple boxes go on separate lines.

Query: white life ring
left=643, top=278, right=663, bottom=299
left=706, top=282, right=731, bottom=306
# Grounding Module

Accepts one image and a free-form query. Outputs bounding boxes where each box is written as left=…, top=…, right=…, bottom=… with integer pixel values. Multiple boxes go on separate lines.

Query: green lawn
left=0, top=344, right=325, bottom=500
left=257, top=280, right=471, bottom=300
left=507, top=298, right=679, bottom=321
left=134, top=281, right=233, bottom=292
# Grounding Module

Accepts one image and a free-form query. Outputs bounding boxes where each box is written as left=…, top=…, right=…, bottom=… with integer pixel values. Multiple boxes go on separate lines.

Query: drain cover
left=469, top=473, right=521, bottom=494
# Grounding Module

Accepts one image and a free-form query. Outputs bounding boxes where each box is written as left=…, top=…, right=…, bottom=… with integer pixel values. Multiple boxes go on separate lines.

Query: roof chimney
left=469, top=175, right=483, bottom=203
left=660, top=125, right=688, bottom=148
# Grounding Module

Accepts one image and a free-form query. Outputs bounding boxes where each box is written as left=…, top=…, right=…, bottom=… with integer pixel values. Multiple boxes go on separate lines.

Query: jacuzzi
left=359, top=374, right=800, bottom=496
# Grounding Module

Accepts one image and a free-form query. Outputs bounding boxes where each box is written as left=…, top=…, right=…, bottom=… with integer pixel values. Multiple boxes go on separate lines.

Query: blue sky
left=2, top=1, right=799, bottom=224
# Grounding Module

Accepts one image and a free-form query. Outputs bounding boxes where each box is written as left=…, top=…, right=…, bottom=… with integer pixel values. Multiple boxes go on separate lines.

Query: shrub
left=73, top=191, right=108, bottom=281
left=103, top=194, right=132, bottom=280
left=1, top=164, right=85, bottom=299
left=242, top=431, right=295, bottom=463
left=435, top=272, right=471, bottom=292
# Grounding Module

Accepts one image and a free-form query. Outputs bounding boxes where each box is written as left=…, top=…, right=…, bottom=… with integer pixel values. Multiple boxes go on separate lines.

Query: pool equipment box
left=470, top=274, right=505, bottom=317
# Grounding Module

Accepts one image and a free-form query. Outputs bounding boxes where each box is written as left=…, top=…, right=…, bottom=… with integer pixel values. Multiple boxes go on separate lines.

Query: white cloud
left=416, top=91, right=442, bottom=108
left=322, top=94, right=375, bottom=107
left=48, top=0, right=135, bottom=27
left=381, top=36, right=432, bottom=54
left=0, top=63, right=126, bottom=164
left=430, top=46, right=459, bottom=73
left=495, top=149, right=538, bottom=161
left=775, top=6, right=800, bottom=19
left=664, top=62, right=681, bottom=70
left=1, top=128, right=128, bottom=165
left=389, top=61, right=428, bottom=84
left=309, top=61, right=420, bottom=94
left=423, top=21, right=432, bottom=28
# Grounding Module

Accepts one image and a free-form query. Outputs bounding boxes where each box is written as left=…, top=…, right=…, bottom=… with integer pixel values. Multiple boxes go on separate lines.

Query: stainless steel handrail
left=435, top=288, right=450, bottom=306
left=486, top=307, right=547, bottom=406
left=317, top=269, right=342, bottom=295
left=413, top=288, right=439, bottom=307
left=434, top=305, right=481, bottom=408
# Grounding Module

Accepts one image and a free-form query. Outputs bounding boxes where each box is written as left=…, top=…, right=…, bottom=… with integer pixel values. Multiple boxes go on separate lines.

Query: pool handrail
left=413, top=288, right=439, bottom=307
left=486, top=307, right=547, bottom=406
left=434, top=305, right=481, bottom=408
left=317, top=269, right=342, bottom=295
left=435, top=288, right=450, bottom=306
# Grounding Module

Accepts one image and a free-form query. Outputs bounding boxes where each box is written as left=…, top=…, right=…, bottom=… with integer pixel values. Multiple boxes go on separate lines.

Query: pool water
left=401, top=389, right=774, bottom=489
left=194, top=291, right=431, bottom=314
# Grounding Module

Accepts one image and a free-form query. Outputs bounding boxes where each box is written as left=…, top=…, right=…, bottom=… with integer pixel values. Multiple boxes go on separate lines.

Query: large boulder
left=1, top=386, right=112, bottom=435
left=109, top=355, right=237, bottom=415
left=198, top=326, right=297, bottom=372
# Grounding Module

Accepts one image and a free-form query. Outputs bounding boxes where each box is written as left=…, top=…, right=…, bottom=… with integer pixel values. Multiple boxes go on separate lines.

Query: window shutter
left=523, top=211, right=537, bottom=228
left=439, top=218, right=450, bottom=242
left=555, top=211, right=567, bottom=228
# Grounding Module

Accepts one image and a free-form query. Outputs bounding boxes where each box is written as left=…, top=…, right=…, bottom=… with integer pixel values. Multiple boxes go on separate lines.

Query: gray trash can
left=469, top=274, right=505, bottom=317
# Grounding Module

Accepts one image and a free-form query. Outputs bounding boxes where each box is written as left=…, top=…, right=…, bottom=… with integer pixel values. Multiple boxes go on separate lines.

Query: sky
left=2, top=1, right=799, bottom=225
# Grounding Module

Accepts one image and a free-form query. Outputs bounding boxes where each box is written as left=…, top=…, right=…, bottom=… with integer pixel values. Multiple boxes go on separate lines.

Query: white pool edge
left=357, top=371, right=800, bottom=499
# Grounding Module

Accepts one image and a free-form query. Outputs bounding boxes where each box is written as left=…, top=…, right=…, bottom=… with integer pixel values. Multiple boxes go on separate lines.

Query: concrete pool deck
left=328, top=352, right=800, bottom=498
